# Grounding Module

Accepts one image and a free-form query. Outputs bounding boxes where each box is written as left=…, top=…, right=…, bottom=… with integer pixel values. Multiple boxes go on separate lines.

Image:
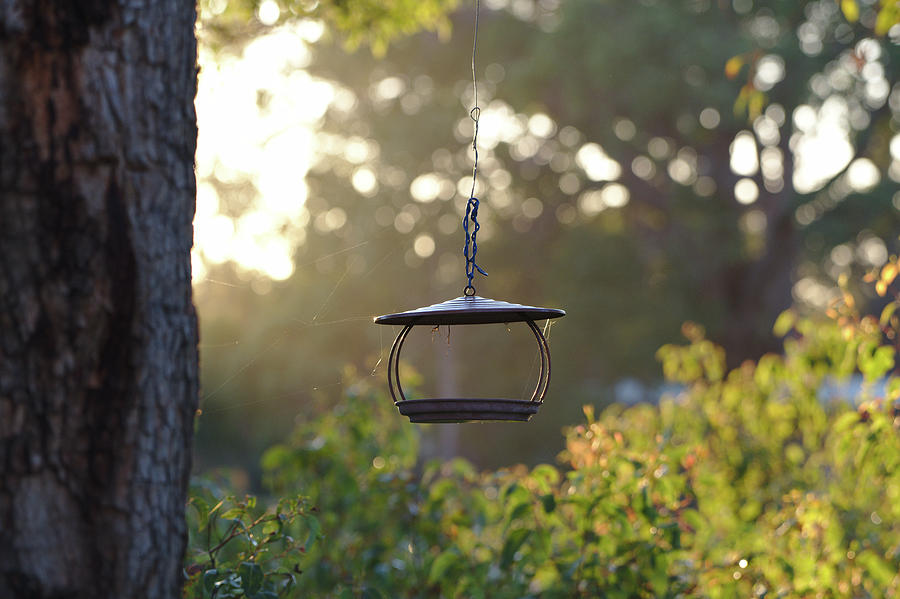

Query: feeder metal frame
left=375, top=295, right=565, bottom=423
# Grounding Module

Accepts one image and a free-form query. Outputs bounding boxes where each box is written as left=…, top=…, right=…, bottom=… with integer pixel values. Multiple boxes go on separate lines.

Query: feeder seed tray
left=374, top=295, right=565, bottom=423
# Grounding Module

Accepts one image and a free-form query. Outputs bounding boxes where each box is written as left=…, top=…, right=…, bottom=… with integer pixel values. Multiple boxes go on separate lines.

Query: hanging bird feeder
left=374, top=0, right=565, bottom=423
left=375, top=296, right=564, bottom=423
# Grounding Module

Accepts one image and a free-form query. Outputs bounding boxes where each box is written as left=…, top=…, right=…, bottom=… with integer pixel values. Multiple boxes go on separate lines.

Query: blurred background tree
left=191, top=0, right=900, bottom=477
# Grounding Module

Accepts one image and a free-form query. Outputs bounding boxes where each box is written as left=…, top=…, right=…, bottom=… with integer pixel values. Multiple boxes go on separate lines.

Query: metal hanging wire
left=462, top=0, right=487, bottom=297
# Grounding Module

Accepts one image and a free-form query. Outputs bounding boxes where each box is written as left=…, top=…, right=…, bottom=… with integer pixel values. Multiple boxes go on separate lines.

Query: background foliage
left=192, top=0, right=900, bottom=472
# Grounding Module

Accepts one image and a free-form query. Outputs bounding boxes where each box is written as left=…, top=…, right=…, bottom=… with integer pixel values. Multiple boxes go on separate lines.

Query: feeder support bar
left=386, top=319, right=551, bottom=406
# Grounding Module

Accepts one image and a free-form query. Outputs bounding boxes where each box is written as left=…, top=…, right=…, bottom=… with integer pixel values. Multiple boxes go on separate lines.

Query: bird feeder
left=374, top=0, right=565, bottom=422
left=375, top=296, right=565, bottom=423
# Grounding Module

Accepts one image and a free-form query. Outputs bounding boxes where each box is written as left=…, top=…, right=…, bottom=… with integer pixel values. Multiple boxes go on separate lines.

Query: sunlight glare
left=734, top=178, right=759, bottom=205
left=846, top=158, right=880, bottom=192
left=522, top=197, right=544, bottom=218
left=257, top=0, right=280, bottom=26
left=410, top=173, right=444, bottom=203
left=528, top=113, right=557, bottom=138
left=576, top=143, right=622, bottom=182
left=197, top=215, right=236, bottom=264
left=394, top=211, right=416, bottom=234
left=792, top=97, right=853, bottom=193
left=699, top=107, right=720, bottom=129
left=194, top=23, right=335, bottom=282
left=478, top=100, right=527, bottom=150
left=352, top=168, right=379, bottom=196
left=613, top=118, right=637, bottom=141
left=372, top=76, right=407, bottom=101
left=601, top=183, right=629, bottom=208
left=890, top=134, right=900, bottom=162
left=578, top=189, right=605, bottom=217
left=196, top=182, right=219, bottom=219
left=760, top=147, right=783, bottom=180
left=753, top=55, right=785, bottom=91
left=413, top=234, right=436, bottom=258
left=858, top=237, right=887, bottom=267
left=730, top=131, right=759, bottom=177
left=191, top=250, right=207, bottom=281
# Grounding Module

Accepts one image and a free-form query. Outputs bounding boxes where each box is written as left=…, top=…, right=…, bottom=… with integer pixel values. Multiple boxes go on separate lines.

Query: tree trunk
left=0, top=2, right=198, bottom=598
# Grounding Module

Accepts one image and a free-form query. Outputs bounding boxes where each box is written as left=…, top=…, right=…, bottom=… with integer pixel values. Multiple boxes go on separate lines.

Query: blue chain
left=463, top=196, right=487, bottom=296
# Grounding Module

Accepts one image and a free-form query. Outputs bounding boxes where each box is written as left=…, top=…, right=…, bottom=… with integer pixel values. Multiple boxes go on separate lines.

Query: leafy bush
left=187, top=286, right=900, bottom=597
left=184, top=479, right=319, bottom=598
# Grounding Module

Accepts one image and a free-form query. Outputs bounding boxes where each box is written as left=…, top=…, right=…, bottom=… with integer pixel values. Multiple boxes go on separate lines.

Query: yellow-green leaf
left=841, top=0, right=860, bottom=23
left=773, top=309, right=796, bottom=337
left=875, top=4, right=899, bottom=36
left=881, top=262, right=898, bottom=286
left=748, top=90, right=766, bottom=120
left=880, top=302, right=898, bottom=326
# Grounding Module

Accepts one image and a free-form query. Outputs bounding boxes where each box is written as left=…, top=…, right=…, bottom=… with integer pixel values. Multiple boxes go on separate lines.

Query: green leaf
left=503, top=482, right=521, bottom=500
left=888, top=377, right=900, bottom=400
left=221, top=507, right=245, bottom=520
left=834, top=410, right=860, bottom=433
left=508, top=500, right=532, bottom=522
left=428, top=550, right=458, bottom=585
left=239, top=562, right=263, bottom=595
left=203, top=570, right=218, bottom=599
left=449, top=458, right=477, bottom=480
left=191, top=497, right=210, bottom=531
left=682, top=509, right=705, bottom=532
left=305, top=515, right=322, bottom=549
left=857, top=550, right=894, bottom=585
left=504, top=484, right=532, bottom=522
left=530, top=464, right=560, bottom=490
left=859, top=344, right=895, bottom=381
left=649, top=569, right=668, bottom=597
left=501, top=528, right=531, bottom=568
left=261, top=518, right=282, bottom=536
left=540, top=493, right=556, bottom=514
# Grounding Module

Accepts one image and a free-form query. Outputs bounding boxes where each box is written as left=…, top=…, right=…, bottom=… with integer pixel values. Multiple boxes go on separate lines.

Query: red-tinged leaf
left=725, top=56, right=743, bottom=79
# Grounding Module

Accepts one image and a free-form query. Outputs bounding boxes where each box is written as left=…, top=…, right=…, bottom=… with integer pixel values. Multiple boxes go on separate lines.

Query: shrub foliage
left=186, top=288, right=900, bottom=597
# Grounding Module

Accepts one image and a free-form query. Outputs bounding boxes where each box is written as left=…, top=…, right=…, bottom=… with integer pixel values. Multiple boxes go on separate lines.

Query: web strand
left=469, top=0, right=480, bottom=200
left=462, top=0, right=487, bottom=296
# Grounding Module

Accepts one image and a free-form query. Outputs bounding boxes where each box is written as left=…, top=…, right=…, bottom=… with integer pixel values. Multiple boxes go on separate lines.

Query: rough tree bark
left=0, top=1, right=198, bottom=597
